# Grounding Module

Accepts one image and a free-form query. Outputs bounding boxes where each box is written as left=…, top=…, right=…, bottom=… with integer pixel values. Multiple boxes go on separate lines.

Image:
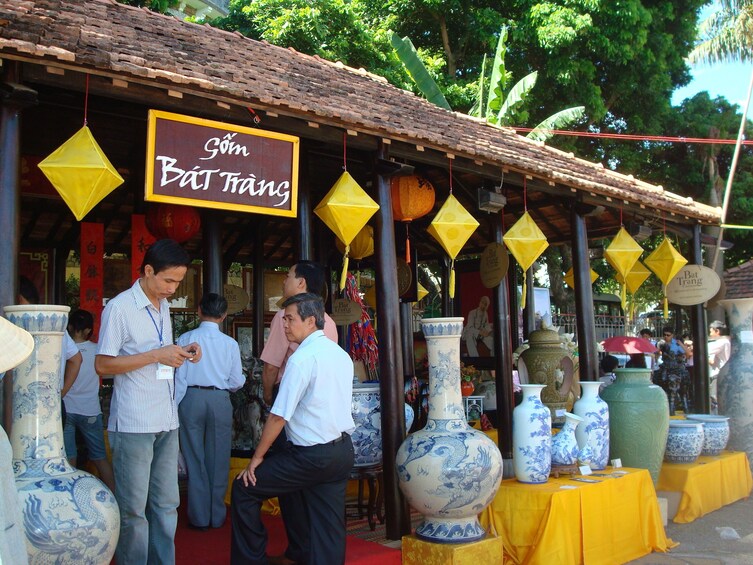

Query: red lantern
left=146, top=204, right=201, bottom=243
left=390, top=175, right=436, bottom=263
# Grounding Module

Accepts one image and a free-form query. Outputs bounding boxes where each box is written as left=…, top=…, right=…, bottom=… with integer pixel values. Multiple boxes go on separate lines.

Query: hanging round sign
left=224, top=284, right=250, bottom=314
left=396, top=258, right=413, bottom=297
left=480, top=242, right=509, bottom=288
left=666, top=265, right=721, bottom=306
left=331, top=298, right=362, bottom=325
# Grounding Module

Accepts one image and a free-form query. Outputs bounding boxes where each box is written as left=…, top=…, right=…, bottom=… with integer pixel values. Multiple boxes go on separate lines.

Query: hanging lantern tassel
left=405, top=223, right=411, bottom=264
left=663, top=289, right=669, bottom=320
left=620, top=282, right=627, bottom=312
left=449, top=259, right=456, bottom=298
left=340, top=245, right=350, bottom=291
left=521, top=278, right=528, bottom=310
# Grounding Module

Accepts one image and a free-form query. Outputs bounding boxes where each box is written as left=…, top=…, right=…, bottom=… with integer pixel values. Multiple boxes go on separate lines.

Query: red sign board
left=145, top=110, right=299, bottom=217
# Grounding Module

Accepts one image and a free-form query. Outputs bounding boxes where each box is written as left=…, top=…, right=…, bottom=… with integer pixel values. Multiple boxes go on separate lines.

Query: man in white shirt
left=95, top=239, right=202, bottom=565
left=231, top=293, right=355, bottom=565
left=708, top=320, right=731, bottom=411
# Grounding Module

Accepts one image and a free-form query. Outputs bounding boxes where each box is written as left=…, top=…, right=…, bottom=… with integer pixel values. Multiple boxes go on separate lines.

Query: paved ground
left=630, top=494, right=753, bottom=564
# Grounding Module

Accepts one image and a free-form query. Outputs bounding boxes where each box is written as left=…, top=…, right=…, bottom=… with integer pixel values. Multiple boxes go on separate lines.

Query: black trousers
left=230, top=434, right=354, bottom=565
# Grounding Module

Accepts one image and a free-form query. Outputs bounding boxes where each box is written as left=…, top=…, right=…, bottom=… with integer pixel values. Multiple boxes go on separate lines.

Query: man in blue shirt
left=175, top=293, right=245, bottom=530
left=230, top=293, right=355, bottom=565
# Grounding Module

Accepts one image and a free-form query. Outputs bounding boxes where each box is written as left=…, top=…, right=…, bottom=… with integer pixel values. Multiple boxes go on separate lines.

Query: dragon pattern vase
left=396, top=318, right=503, bottom=543
left=4, top=305, right=119, bottom=564
left=352, top=383, right=414, bottom=467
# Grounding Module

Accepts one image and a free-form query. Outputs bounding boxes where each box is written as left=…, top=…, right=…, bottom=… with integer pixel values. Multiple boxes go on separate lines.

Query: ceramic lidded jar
left=664, top=421, right=704, bottom=463
left=513, top=384, right=552, bottom=483
left=4, top=305, right=120, bottom=564
left=685, top=414, right=730, bottom=456
left=518, top=328, right=574, bottom=424
left=396, top=318, right=503, bottom=543
left=600, top=368, right=669, bottom=483
left=351, top=383, right=414, bottom=467
left=573, top=381, right=610, bottom=470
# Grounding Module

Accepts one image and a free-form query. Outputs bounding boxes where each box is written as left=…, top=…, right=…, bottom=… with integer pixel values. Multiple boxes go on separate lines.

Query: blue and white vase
left=4, top=305, right=120, bottom=564
left=718, top=299, right=753, bottom=465
left=551, top=412, right=582, bottom=466
left=352, top=383, right=414, bottom=467
left=664, top=421, right=704, bottom=463
left=396, top=318, right=503, bottom=543
left=573, top=381, right=610, bottom=470
left=686, top=414, right=730, bottom=456
left=513, top=384, right=551, bottom=483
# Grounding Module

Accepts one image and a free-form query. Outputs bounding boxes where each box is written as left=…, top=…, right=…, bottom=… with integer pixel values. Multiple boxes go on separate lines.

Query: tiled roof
left=0, top=0, right=721, bottom=224
left=724, top=260, right=753, bottom=300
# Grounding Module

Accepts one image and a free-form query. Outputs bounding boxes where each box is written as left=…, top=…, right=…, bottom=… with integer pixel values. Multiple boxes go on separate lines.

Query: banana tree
left=391, top=27, right=585, bottom=143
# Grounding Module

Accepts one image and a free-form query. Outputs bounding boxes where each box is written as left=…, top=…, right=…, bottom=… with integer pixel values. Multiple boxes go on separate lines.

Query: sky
left=673, top=60, right=753, bottom=116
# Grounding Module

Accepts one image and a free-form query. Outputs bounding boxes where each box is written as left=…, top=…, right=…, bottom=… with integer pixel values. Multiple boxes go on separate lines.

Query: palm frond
left=526, top=106, right=586, bottom=143
left=485, top=27, right=509, bottom=119
left=497, top=71, right=537, bottom=124
left=469, top=54, right=487, bottom=118
left=390, top=33, right=452, bottom=110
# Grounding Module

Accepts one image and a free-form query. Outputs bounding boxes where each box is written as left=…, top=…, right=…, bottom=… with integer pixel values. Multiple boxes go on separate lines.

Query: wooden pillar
left=1, top=62, right=37, bottom=432
left=373, top=141, right=411, bottom=539
left=571, top=204, right=598, bottom=381
left=508, top=263, right=521, bottom=348
left=491, top=215, right=514, bottom=469
left=523, top=267, right=536, bottom=338
left=202, top=210, right=223, bottom=295
left=400, top=302, right=415, bottom=381
left=297, top=146, right=312, bottom=261
left=441, top=257, right=452, bottom=316
left=690, top=224, right=710, bottom=413
left=252, top=220, right=265, bottom=357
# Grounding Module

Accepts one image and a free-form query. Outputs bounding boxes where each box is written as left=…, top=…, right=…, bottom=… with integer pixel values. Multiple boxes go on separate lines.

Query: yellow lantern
left=616, top=260, right=651, bottom=295
left=38, top=126, right=124, bottom=221
left=645, top=237, right=688, bottom=319
left=336, top=225, right=374, bottom=260
left=314, top=171, right=379, bottom=290
left=416, top=282, right=429, bottom=303
left=564, top=267, right=598, bottom=289
left=427, top=194, right=479, bottom=298
left=604, top=227, right=644, bottom=310
left=502, top=211, right=549, bottom=309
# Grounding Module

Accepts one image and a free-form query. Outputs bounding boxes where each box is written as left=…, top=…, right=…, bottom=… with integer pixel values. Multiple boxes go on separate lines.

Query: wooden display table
left=657, top=450, right=753, bottom=523
left=479, top=468, right=674, bottom=565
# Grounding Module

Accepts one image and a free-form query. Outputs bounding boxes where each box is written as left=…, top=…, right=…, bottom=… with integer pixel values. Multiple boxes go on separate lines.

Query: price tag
left=611, top=458, right=622, bottom=468
left=579, top=465, right=593, bottom=476
left=157, top=363, right=174, bottom=381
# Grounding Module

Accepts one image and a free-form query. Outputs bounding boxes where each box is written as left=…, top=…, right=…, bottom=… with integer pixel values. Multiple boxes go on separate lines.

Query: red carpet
left=175, top=503, right=402, bottom=564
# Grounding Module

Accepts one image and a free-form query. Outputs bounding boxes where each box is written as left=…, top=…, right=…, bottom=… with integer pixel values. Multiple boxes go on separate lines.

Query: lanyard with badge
left=146, top=306, right=174, bottom=381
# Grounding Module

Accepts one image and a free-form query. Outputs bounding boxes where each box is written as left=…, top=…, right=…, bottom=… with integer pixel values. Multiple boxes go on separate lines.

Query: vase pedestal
left=402, top=533, right=504, bottom=564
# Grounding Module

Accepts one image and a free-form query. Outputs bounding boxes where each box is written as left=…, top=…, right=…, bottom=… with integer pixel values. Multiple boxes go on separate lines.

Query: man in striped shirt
left=96, top=239, right=202, bottom=565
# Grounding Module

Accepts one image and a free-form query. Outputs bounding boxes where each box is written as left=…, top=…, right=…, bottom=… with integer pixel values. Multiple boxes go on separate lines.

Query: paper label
left=611, top=458, right=622, bottom=468
left=157, top=363, right=174, bottom=381
left=579, top=465, right=593, bottom=476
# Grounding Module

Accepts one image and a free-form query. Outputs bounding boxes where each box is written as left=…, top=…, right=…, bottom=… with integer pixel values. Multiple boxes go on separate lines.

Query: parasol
left=601, top=336, right=658, bottom=354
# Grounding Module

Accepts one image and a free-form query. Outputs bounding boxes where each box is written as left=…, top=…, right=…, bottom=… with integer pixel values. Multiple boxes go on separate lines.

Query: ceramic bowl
left=685, top=414, right=730, bottom=456
left=664, top=421, right=704, bottom=463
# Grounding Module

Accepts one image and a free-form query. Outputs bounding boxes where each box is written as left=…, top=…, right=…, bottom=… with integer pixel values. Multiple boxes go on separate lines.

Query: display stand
left=402, top=534, right=503, bottom=564
left=657, top=450, right=753, bottom=523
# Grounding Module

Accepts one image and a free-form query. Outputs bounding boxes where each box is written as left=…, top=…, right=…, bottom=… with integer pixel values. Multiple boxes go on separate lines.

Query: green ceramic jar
left=600, top=368, right=669, bottom=483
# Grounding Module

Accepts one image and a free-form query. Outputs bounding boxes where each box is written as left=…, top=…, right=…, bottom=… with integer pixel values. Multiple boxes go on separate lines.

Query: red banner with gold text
left=79, top=222, right=104, bottom=340
left=131, top=214, right=156, bottom=284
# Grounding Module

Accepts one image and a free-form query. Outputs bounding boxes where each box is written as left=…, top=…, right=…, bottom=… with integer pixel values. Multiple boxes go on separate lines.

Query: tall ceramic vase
left=600, top=368, right=669, bottom=483
left=718, top=298, right=753, bottom=465
left=573, top=381, right=610, bottom=470
left=3, top=305, right=119, bottom=564
left=396, top=318, right=503, bottom=543
left=513, top=384, right=551, bottom=483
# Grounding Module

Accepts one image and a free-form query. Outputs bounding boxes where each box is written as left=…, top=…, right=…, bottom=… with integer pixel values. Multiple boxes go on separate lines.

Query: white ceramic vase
left=551, top=412, right=583, bottom=465
left=513, top=384, right=551, bottom=483
left=573, top=381, right=610, bottom=470
left=717, top=299, right=753, bottom=465
left=4, top=305, right=119, bottom=564
left=396, top=318, right=503, bottom=543
left=352, top=383, right=414, bottom=467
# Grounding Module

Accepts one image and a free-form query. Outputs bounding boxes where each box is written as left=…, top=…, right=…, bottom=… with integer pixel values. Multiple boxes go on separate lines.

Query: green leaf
left=486, top=26, right=509, bottom=119
left=390, top=32, right=452, bottom=110
left=497, top=71, right=538, bottom=124
left=526, top=106, right=586, bottom=142
left=469, top=54, right=487, bottom=117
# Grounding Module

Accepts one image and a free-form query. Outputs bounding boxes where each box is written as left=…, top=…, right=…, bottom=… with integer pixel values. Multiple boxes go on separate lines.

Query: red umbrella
left=601, top=336, right=658, bottom=354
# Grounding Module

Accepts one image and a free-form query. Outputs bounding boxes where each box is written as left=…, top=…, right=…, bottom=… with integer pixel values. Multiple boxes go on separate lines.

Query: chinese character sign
left=80, top=222, right=104, bottom=339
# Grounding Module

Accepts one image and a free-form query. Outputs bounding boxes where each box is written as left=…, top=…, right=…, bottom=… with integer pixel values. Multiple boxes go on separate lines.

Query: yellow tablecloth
left=657, top=451, right=753, bottom=523
left=479, top=468, right=674, bottom=565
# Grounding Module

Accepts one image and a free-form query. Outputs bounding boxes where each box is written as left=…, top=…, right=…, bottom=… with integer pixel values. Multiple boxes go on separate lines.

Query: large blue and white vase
left=573, top=381, right=610, bottom=470
left=352, top=382, right=414, bottom=467
left=551, top=412, right=582, bottom=465
left=3, top=305, right=120, bottom=564
left=685, top=414, right=730, bottom=456
left=396, top=318, right=503, bottom=543
left=513, top=384, right=551, bottom=483
left=718, top=299, right=753, bottom=466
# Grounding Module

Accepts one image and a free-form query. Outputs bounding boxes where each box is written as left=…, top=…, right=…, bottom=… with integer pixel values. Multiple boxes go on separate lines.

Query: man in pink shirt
left=260, top=261, right=338, bottom=565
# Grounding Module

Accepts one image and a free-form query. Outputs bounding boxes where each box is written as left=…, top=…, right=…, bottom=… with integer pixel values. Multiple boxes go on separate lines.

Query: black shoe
left=187, top=522, right=208, bottom=531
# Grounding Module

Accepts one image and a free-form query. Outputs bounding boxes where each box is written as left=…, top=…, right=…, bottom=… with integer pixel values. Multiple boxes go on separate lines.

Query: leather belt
left=188, top=385, right=224, bottom=391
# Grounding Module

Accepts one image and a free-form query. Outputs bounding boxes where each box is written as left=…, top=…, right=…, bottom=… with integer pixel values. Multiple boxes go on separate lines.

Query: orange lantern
left=391, top=175, right=435, bottom=263
left=146, top=204, right=201, bottom=243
